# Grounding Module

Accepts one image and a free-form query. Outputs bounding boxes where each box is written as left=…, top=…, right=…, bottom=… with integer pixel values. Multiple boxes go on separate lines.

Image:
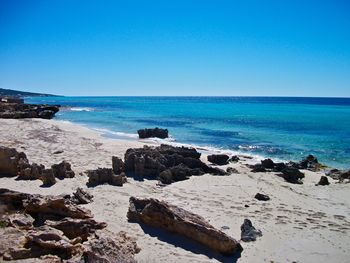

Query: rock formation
left=0, top=188, right=139, bottom=262
left=137, top=127, right=169, bottom=139
left=326, top=169, right=350, bottom=182
left=86, top=168, right=127, bottom=187
left=240, top=219, right=262, bottom=242
left=207, top=154, right=230, bottom=165
left=124, top=144, right=227, bottom=184
left=127, top=197, right=242, bottom=255
left=316, top=176, right=330, bottom=186
left=51, top=161, right=75, bottom=179
left=280, top=167, right=305, bottom=184
left=0, top=101, right=60, bottom=119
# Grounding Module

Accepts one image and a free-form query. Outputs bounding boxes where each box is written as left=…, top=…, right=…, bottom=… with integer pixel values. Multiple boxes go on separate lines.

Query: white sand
left=0, top=118, right=349, bottom=263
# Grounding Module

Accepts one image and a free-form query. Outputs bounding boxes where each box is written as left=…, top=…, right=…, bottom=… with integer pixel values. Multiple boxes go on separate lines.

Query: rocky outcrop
left=127, top=197, right=242, bottom=255
left=0, top=189, right=139, bottom=262
left=226, top=167, right=239, bottom=174
left=254, top=193, right=270, bottom=201
left=326, top=169, right=350, bottom=182
left=137, top=127, right=168, bottom=139
left=240, top=219, right=262, bottom=242
left=124, top=144, right=227, bottom=184
left=0, top=102, right=60, bottom=119
left=0, top=146, right=75, bottom=186
left=70, top=187, right=93, bottom=205
left=86, top=168, right=127, bottom=187
left=83, top=230, right=140, bottom=263
left=230, top=155, right=240, bottom=162
left=112, top=156, right=124, bottom=174
left=0, top=146, right=28, bottom=177
left=316, top=176, right=330, bottom=186
left=51, top=161, right=75, bottom=179
left=46, top=218, right=107, bottom=241
left=207, top=154, right=230, bottom=165
left=280, top=167, right=305, bottom=184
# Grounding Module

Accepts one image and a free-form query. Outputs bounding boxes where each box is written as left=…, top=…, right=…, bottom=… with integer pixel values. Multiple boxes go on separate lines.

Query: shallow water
left=26, top=96, right=350, bottom=168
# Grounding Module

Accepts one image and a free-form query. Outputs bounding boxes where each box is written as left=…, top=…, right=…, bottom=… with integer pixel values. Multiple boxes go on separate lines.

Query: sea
left=26, top=96, right=350, bottom=169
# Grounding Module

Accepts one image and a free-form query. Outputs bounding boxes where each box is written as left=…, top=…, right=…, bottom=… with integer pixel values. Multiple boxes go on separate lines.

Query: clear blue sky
left=1, top=0, right=349, bottom=96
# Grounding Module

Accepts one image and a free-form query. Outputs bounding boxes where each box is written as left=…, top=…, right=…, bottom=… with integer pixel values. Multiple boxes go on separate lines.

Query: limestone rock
left=127, top=197, right=242, bottom=255
left=86, top=168, right=126, bottom=187
left=83, top=230, right=140, bottom=263
left=71, top=187, right=93, bottom=205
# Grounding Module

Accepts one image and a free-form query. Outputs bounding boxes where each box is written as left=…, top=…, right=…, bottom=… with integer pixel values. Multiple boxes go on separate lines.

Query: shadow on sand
left=136, top=222, right=242, bottom=263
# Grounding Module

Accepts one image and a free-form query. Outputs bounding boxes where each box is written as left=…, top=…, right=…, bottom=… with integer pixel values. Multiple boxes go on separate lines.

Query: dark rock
left=0, top=101, right=60, bottom=119
left=261, top=159, right=275, bottom=169
left=53, top=150, right=64, bottom=154
left=0, top=146, right=28, bottom=177
left=137, top=127, right=168, bottom=139
left=17, top=162, right=45, bottom=180
left=326, top=169, right=350, bottom=181
left=230, top=156, right=240, bottom=162
left=254, top=193, right=270, bottom=201
left=299, top=155, right=320, bottom=171
left=316, top=176, right=330, bottom=186
left=41, top=168, right=56, bottom=186
left=240, top=219, right=262, bottom=242
left=112, top=156, right=124, bottom=174
left=251, top=164, right=266, bottom=173
left=281, top=167, right=305, bottom=184
left=127, top=197, right=242, bottom=255
left=207, top=154, right=230, bottom=165
left=51, top=161, right=75, bottom=179
left=226, top=167, right=239, bottom=174
left=70, top=187, right=93, bottom=205
left=273, top=162, right=287, bottom=172
left=124, top=144, right=223, bottom=184
left=86, top=168, right=126, bottom=187
left=244, top=204, right=249, bottom=208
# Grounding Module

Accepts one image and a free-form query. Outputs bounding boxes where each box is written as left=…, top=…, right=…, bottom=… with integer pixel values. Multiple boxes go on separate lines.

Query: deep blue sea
left=26, top=96, right=350, bottom=169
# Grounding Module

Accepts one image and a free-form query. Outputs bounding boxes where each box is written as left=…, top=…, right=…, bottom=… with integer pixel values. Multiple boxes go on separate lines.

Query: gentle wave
left=69, top=107, right=94, bottom=112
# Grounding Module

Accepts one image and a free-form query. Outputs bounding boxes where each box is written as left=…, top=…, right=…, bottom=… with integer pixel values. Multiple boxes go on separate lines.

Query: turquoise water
left=26, top=96, right=350, bottom=169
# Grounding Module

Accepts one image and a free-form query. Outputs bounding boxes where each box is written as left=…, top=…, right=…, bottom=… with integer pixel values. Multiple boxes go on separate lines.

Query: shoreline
left=1, top=118, right=350, bottom=263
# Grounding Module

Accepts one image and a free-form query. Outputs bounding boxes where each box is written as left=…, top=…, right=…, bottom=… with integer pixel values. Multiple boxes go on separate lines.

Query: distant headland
left=0, top=88, right=61, bottom=97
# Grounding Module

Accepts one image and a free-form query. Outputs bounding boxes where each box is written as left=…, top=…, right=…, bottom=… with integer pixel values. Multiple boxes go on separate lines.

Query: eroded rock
left=254, top=193, right=270, bottom=201
left=86, top=168, right=127, bottom=187
left=127, top=197, right=242, bottom=255
left=51, top=161, right=75, bottom=179
left=316, top=176, right=330, bottom=186
left=0, top=146, right=28, bottom=177
left=281, top=167, right=305, bottom=184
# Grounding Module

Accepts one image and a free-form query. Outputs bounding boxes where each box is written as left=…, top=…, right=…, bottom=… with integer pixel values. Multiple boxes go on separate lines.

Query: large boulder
left=51, top=161, right=75, bottom=179
left=124, top=144, right=226, bottom=184
left=261, top=159, right=275, bottom=169
left=137, top=127, right=168, bottom=139
left=207, top=154, right=230, bottom=165
left=127, top=197, right=242, bottom=255
left=0, top=146, right=28, bottom=177
left=281, top=167, right=305, bottom=184
left=86, top=168, right=126, bottom=187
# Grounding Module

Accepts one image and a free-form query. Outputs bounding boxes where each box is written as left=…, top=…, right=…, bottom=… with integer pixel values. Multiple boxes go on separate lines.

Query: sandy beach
left=1, top=118, right=349, bottom=263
